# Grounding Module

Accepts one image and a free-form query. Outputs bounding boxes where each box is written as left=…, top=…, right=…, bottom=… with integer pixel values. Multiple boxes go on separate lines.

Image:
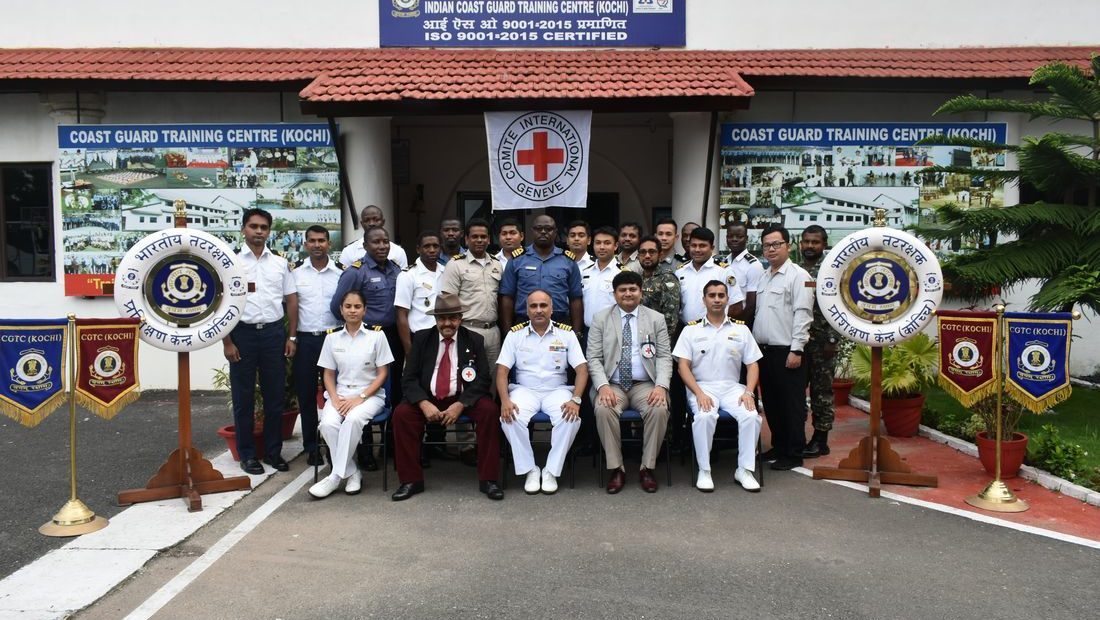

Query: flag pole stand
left=41, top=315, right=108, bottom=537
left=967, top=304, right=1028, bottom=512
left=117, top=200, right=250, bottom=512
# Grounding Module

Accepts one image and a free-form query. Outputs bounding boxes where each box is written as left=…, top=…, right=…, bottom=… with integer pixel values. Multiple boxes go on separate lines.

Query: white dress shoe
left=524, top=467, right=542, bottom=494
left=696, top=470, right=715, bottom=492
left=541, top=469, right=558, bottom=494
left=309, top=475, right=340, bottom=499
left=345, top=470, right=362, bottom=495
left=735, top=467, right=761, bottom=492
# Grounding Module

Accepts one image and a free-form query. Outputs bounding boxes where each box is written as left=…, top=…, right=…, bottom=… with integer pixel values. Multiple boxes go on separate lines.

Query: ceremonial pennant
left=0, top=319, right=68, bottom=428
left=936, top=310, right=999, bottom=407
left=74, top=318, right=142, bottom=419
left=485, top=110, right=592, bottom=211
left=1004, top=312, right=1073, bottom=413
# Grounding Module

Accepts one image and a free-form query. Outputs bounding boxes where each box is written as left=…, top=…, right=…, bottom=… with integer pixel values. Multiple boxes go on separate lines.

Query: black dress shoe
left=306, top=451, right=324, bottom=467
left=760, top=448, right=779, bottom=462
left=802, top=439, right=831, bottom=458
left=240, top=458, right=264, bottom=475
left=363, top=454, right=379, bottom=472
left=263, top=455, right=290, bottom=472
left=391, top=481, right=424, bottom=501
left=769, top=457, right=803, bottom=471
left=479, top=480, right=504, bottom=500
left=460, top=449, right=477, bottom=467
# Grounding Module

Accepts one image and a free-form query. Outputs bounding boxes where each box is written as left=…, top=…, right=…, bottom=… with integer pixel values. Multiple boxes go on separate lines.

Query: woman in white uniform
left=308, top=289, right=395, bottom=498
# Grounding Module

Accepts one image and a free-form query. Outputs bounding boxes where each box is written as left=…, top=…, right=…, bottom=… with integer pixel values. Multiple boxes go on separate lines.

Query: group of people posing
left=222, top=204, right=841, bottom=502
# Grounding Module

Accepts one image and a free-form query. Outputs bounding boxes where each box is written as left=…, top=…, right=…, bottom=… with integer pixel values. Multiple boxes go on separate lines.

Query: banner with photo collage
left=719, top=122, right=1007, bottom=256
left=57, top=123, right=342, bottom=296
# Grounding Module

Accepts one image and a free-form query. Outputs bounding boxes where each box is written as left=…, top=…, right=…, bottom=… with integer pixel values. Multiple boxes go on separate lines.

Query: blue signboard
left=721, top=123, right=1007, bottom=148
left=58, top=123, right=333, bottom=150
left=379, top=0, right=685, bottom=48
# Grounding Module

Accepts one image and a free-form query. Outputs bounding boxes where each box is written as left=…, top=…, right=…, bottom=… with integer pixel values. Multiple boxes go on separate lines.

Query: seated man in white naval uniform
left=496, top=289, right=589, bottom=494
left=673, top=279, right=763, bottom=492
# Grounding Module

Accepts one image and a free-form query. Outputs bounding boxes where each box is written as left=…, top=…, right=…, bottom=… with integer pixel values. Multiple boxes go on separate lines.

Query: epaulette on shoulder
left=335, top=261, right=345, bottom=270
left=713, top=256, right=729, bottom=267
left=733, top=319, right=746, bottom=325
left=510, top=321, right=530, bottom=332
left=553, top=321, right=573, bottom=331
left=511, top=247, right=525, bottom=258
left=292, top=259, right=304, bottom=270
left=489, top=253, right=501, bottom=261
left=745, top=253, right=759, bottom=263
left=351, top=260, right=363, bottom=269
left=452, top=253, right=466, bottom=261
left=686, top=319, right=703, bottom=326
left=676, top=261, right=691, bottom=269
left=564, top=249, right=577, bottom=260
left=365, top=324, right=383, bottom=331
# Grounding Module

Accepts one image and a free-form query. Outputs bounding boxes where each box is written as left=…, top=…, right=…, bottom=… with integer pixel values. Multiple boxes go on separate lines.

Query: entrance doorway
left=458, top=191, right=621, bottom=247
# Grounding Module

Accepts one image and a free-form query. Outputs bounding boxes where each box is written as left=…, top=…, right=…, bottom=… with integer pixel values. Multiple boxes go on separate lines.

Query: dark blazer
left=402, top=326, right=491, bottom=409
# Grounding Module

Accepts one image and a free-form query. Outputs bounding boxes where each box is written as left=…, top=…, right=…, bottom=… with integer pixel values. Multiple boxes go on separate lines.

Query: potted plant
left=850, top=332, right=938, bottom=437
left=831, top=339, right=857, bottom=407
left=970, top=392, right=1028, bottom=479
left=212, top=359, right=300, bottom=461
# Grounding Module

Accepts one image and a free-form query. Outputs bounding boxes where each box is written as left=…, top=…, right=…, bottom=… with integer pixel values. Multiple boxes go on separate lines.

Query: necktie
left=435, top=338, right=453, bottom=400
left=619, top=314, right=633, bottom=391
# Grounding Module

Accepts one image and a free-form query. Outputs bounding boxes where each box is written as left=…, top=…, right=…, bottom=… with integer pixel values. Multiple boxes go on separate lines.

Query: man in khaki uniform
left=439, top=217, right=503, bottom=365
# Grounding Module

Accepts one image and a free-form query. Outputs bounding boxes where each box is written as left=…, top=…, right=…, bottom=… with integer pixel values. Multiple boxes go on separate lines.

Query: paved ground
left=76, top=451, right=1099, bottom=620
left=0, top=391, right=230, bottom=580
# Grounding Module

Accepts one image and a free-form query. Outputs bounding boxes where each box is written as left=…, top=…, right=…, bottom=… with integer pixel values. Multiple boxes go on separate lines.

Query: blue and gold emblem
left=11, top=348, right=52, bottom=389
left=144, top=255, right=222, bottom=327
left=841, top=252, right=917, bottom=323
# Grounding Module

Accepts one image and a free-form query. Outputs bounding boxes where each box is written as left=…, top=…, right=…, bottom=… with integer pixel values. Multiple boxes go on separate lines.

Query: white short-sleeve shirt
left=497, top=322, right=586, bottom=390
left=394, top=258, right=443, bottom=333
left=728, top=249, right=765, bottom=296
left=238, top=246, right=296, bottom=324
left=676, top=257, right=746, bottom=323
left=317, top=325, right=395, bottom=399
left=339, top=238, right=408, bottom=270
left=581, top=258, right=622, bottom=327
left=291, top=258, right=342, bottom=333
left=672, top=317, right=762, bottom=387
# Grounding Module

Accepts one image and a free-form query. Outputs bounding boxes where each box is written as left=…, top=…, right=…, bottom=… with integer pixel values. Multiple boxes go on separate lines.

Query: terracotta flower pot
left=974, top=431, right=1029, bottom=479
left=216, top=409, right=300, bottom=462
left=832, top=379, right=855, bottom=407
left=881, top=394, right=924, bottom=437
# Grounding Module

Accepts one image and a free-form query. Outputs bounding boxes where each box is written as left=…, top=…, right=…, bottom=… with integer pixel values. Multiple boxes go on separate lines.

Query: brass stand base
left=39, top=499, right=109, bottom=537
left=965, top=480, right=1029, bottom=513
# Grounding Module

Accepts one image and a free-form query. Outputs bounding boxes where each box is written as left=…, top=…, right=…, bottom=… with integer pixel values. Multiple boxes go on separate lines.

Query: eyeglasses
left=637, top=249, right=659, bottom=255
left=762, top=241, right=787, bottom=250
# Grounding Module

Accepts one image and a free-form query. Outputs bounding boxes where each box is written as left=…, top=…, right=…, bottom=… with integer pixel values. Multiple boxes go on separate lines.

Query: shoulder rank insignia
left=686, top=318, right=702, bottom=326
left=452, top=253, right=465, bottom=261
left=292, top=259, right=304, bottom=270
left=553, top=321, right=573, bottom=331
left=676, top=261, right=691, bottom=269
left=510, top=247, right=525, bottom=258
left=335, top=261, right=345, bottom=270
left=564, top=249, right=577, bottom=260
left=489, top=253, right=501, bottom=261
left=351, top=260, right=363, bottom=269
left=510, top=321, right=530, bottom=332
left=745, top=253, right=759, bottom=263
left=733, top=319, right=746, bottom=325
left=366, top=324, right=383, bottom=331
left=713, top=256, right=729, bottom=267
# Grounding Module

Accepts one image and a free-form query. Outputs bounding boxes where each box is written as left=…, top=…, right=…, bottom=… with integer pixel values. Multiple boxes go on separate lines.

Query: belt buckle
left=255, top=322, right=266, bottom=330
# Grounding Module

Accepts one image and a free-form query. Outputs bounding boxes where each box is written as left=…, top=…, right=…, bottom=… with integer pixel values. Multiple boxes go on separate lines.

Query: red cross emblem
left=516, top=131, right=565, bottom=182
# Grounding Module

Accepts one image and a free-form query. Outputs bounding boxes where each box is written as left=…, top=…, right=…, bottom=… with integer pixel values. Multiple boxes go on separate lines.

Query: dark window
left=1, top=164, right=54, bottom=281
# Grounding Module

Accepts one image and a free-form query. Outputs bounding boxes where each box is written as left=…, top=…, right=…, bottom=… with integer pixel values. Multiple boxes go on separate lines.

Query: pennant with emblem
left=1004, top=311, right=1073, bottom=413
left=0, top=318, right=68, bottom=427
left=936, top=310, right=998, bottom=407
left=75, top=318, right=142, bottom=419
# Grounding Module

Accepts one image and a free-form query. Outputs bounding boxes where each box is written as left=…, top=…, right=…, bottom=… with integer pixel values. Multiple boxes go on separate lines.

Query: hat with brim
left=426, top=293, right=468, bottom=316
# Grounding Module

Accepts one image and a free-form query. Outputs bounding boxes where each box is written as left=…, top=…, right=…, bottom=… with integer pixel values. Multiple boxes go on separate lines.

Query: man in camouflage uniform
left=637, top=235, right=680, bottom=338
left=799, top=225, right=839, bottom=457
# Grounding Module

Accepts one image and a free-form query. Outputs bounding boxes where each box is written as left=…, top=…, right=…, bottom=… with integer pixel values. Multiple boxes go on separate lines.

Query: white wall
left=1, top=1, right=1097, bottom=49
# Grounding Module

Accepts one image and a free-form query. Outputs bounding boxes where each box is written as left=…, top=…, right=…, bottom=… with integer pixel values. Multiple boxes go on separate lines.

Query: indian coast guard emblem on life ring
left=815, top=227, right=942, bottom=347
left=115, top=228, right=247, bottom=352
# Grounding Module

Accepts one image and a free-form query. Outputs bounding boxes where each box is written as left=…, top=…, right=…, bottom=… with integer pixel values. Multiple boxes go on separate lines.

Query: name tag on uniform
left=370, top=277, right=382, bottom=282
left=334, top=348, right=346, bottom=353
left=524, top=265, right=537, bottom=270
left=548, top=344, right=567, bottom=352
left=422, top=281, right=433, bottom=290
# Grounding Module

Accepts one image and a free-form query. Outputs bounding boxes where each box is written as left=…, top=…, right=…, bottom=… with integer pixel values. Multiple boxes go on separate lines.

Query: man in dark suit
left=391, top=293, right=504, bottom=501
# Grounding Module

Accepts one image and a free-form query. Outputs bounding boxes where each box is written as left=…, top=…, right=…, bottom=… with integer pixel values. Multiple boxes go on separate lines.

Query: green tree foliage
left=915, top=54, right=1100, bottom=314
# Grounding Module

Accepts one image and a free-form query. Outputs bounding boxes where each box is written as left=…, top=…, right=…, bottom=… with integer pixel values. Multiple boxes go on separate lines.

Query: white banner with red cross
left=485, top=110, right=592, bottom=211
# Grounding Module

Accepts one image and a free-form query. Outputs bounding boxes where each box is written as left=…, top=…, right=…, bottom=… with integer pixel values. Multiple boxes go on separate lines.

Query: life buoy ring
left=114, top=228, right=247, bottom=352
left=815, top=227, right=943, bottom=347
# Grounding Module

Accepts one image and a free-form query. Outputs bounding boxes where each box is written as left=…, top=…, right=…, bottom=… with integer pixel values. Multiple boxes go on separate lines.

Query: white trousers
left=500, top=385, right=580, bottom=477
left=319, top=395, right=385, bottom=479
left=687, top=382, right=761, bottom=472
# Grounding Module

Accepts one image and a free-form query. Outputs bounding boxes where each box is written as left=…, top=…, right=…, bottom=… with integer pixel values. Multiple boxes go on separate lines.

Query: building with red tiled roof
left=1, top=1, right=1099, bottom=386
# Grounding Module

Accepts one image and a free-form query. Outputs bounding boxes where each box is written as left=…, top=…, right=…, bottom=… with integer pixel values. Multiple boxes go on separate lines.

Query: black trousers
left=229, top=322, right=285, bottom=461
left=291, top=332, right=326, bottom=455
left=758, top=345, right=809, bottom=460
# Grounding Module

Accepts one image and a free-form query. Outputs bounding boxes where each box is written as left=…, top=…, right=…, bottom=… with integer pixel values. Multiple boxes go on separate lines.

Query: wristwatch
left=790, top=350, right=803, bottom=356
left=359, top=391, right=368, bottom=399
left=570, top=396, right=582, bottom=405
left=288, top=336, right=298, bottom=342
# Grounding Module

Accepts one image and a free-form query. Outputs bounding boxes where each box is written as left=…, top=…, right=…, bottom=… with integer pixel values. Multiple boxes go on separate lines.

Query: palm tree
left=915, top=53, right=1100, bottom=314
